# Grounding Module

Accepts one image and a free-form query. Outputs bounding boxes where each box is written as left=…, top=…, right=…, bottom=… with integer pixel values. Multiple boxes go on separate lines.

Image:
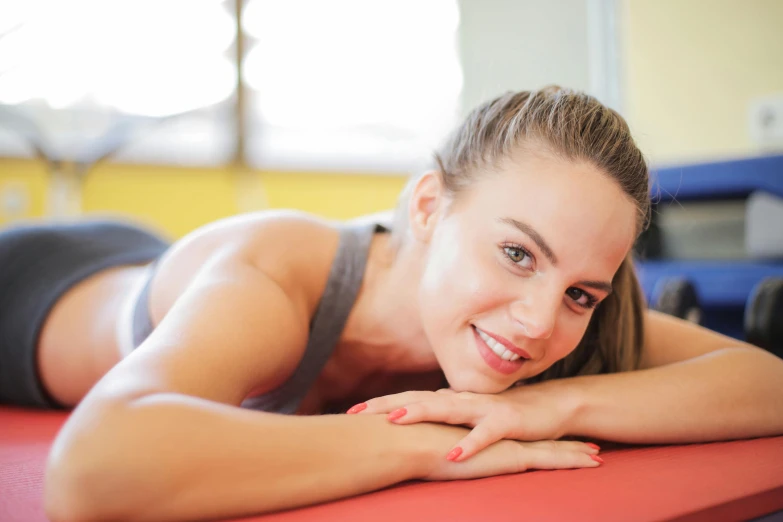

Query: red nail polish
left=446, top=447, right=463, bottom=461
left=590, top=455, right=604, bottom=464
left=586, top=443, right=601, bottom=451
left=387, top=408, right=407, bottom=421
left=346, top=403, right=367, bottom=414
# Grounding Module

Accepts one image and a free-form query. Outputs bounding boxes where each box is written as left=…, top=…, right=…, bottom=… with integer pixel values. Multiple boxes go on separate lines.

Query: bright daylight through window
left=0, top=0, right=237, bottom=165
left=242, top=0, right=463, bottom=172
left=0, top=0, right=462, bottom=171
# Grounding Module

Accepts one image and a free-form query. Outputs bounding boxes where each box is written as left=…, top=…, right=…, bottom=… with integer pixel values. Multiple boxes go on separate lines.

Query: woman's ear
left=408, top=170, right=446, bottom=243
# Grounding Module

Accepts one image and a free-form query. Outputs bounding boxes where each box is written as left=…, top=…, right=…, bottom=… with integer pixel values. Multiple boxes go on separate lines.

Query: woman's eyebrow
left=498, top=217, right=558, bottom=265
left=498, top=217, right=614, bottom=294
left=580, top=280, right=614, bottom=295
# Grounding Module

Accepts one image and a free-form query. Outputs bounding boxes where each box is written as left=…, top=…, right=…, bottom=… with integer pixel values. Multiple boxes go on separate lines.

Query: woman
left=1, top=87, right=781, bottom=521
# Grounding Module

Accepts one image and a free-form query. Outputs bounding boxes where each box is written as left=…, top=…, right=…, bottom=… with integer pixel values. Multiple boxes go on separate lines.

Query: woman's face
left=414, top=150, right=638, bottom=393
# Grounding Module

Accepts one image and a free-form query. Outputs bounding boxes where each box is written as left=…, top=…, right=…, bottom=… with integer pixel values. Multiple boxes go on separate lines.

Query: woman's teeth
left=476, top=328, right=521, bottom=361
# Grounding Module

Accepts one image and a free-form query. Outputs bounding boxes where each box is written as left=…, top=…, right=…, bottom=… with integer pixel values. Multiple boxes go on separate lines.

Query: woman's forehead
left=466, top=152, right=630, bottom=208
left=457, top=155, right=637, bottom=268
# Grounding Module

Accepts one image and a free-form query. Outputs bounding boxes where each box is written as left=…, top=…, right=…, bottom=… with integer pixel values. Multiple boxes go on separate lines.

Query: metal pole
left=232, top=0, right=269, bottom=212
left=234, top=0, right=246, bottom=167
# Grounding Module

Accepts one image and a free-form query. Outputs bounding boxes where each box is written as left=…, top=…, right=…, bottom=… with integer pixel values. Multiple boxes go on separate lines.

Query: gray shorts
left=0, top=219, right=169, bottom=408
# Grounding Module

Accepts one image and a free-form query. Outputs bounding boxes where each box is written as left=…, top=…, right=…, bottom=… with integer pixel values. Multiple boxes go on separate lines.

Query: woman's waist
left=116, top=262, right=158, bottom=356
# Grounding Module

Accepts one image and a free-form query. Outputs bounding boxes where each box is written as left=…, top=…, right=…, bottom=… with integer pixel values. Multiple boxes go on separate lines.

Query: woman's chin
left=443, top=371, right=511, bottom=394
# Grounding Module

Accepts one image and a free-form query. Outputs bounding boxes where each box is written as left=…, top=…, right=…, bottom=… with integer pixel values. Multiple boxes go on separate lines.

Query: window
left=0, top=0, right=462, bottom=171
left=0, top=0, right=237, bottom=166
left=241, top=0, right=462, bottom=172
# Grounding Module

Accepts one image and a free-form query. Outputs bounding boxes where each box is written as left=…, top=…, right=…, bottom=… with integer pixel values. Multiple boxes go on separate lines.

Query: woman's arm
left=46, top=392, right=436, bottom=522
left=44, top=253, right=598, bottom=522
left=356, top=310, right=783, bottom=458
left=43, top=255, right=425, bottom=521
left=47, top=395, right=598, bottom=522
left=546, top=310, right=783, bottom=444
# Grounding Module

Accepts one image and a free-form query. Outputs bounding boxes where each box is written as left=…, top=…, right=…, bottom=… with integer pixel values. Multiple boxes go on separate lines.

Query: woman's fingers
left=524, top=440, right=601, bottom=457
left=386, top=396, right=480, bottom=426
left=348, top=391, right=432, bottom=415
left=348, top=388, right=460, bottom=415
left=517, top=440, right=603, bottom=471
left=447, top=421, right=502, bottom=462
left=423, top=437, right=602, bottom=481
left=446, top=424, right=601, bottom=463
left=526, top=440, right=601, bottom=454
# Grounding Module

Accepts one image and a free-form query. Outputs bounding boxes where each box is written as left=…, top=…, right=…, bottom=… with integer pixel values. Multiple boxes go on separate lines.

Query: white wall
left=457, top=0, right=596, bottom=115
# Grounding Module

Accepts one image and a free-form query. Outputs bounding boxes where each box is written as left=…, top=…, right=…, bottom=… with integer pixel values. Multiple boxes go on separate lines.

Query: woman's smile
left=472, top=325, right=528, bottom=374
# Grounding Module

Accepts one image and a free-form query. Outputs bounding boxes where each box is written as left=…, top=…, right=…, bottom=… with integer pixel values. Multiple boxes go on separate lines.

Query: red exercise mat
left=2, top=406, right=782, bottom=522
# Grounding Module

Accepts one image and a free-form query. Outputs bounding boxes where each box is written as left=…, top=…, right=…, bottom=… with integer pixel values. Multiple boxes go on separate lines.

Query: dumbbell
left=745, top=278, right=783, bottom=359
left=651, top=278, right=703, bottom=324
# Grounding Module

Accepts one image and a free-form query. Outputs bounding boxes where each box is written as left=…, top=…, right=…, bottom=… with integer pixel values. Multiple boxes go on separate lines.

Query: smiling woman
left=1, top=86, right=782, bottom=522
left=389, top=87, right=647, bottom=392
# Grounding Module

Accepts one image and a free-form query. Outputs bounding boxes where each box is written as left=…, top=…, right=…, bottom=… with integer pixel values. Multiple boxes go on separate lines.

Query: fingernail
left=346, top=403, right=367, bottom=414
left=590, top=455, right=604, bottom=464
left=586, top=443, right=601, bottom=451
left=446, top=447, right=463, bottom=461
left=387, top=408, right=407, bottom=421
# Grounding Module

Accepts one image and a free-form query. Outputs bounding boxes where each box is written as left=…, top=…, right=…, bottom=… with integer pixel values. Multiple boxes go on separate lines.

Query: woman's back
left=34, top=211, right=353, bottom=409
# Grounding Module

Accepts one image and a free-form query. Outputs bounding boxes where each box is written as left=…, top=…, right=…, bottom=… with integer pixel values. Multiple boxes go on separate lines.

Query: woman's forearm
left=551, top=347, right=783, bottom=444
left=44, top=394, right=448, bottom=522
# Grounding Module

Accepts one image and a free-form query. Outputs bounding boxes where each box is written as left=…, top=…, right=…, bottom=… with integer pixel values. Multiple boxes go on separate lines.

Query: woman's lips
left=479, top=328, right=532, bottom=360
left=472, top=326, right=526, bottom=374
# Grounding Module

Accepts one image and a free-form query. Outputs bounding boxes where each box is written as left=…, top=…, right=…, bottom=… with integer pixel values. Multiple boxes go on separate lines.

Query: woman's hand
left=348, top=385, right=586, bottom=462
left=422, top=435, right=602, bottom=481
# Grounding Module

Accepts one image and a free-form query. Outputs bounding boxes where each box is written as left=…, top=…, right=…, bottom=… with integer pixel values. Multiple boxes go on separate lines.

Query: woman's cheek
left=549, top=315, right=592, bottom=360
left=420, top=234, right=486, bottom=301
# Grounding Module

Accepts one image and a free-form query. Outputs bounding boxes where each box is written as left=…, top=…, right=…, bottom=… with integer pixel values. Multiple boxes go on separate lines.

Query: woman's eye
left=566, top=287, right=597, bottom=309
left=504, top=246, right=533, bottom=269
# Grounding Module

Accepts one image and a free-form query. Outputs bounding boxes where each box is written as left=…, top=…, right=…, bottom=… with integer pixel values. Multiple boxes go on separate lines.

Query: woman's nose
left=509, top=291, right=559, bottom=340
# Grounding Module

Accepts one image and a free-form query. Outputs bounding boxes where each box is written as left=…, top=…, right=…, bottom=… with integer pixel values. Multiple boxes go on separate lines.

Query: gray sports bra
left=131, top=221, right=387, bottom=414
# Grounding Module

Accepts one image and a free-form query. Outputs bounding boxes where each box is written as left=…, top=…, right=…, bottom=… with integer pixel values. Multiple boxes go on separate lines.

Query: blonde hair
left=395, top=86, right=650, bottom=381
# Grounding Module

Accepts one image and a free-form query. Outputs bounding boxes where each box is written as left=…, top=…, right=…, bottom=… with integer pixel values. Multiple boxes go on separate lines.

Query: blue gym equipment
left=634, top=154, right=783, bottom=353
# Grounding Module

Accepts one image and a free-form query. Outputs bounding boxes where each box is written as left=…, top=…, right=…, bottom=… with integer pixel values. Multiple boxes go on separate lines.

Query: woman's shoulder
left=179, top=208, right=335, bottom=242
left=149, top=210, right=355, bottom=325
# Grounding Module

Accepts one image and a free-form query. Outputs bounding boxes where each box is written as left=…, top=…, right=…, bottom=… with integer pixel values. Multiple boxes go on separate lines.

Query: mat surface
left=2, top=406, right=782, bottom=522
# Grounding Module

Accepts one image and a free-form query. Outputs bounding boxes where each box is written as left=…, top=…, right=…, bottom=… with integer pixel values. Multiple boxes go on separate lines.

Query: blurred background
left=0, top=0, right=781, bottom=238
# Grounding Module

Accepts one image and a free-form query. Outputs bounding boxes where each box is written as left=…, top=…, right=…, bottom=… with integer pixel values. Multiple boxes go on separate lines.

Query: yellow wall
left=0, top=158, right=408, bottom=237
left=623, top=0, right=783, bottom=164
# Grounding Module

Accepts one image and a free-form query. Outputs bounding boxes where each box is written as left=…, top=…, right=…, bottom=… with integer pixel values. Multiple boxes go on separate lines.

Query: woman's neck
left=336, top=231, right=439, bottom=378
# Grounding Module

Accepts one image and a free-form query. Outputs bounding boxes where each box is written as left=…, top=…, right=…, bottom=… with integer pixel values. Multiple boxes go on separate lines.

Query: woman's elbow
left=43, top=403, right=149, bottom=522
left=43, top=449, right=128, bottom=522
left=43, top=431, right=146, bottom=522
